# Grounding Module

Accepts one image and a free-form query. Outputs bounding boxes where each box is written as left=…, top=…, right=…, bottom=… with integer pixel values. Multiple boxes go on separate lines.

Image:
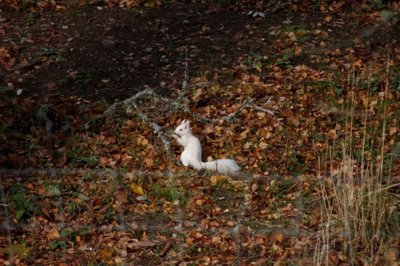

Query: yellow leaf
left=130, top=183, right=145, bottom=195
left=195, top=199, right=204, bottom=206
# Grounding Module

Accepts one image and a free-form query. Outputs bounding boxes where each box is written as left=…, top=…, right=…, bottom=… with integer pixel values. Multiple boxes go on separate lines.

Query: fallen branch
left=92, top=86, right=276, bottom=164
left=132, top=102, right=176, bottom=162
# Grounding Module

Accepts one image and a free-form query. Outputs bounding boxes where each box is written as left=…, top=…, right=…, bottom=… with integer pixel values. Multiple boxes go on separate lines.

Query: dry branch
left=132, top=102, right=175, bottom=162
left=93, top=87, right=277, bottom=163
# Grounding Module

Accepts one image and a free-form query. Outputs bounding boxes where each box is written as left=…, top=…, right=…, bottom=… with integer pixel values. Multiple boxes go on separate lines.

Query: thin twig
left=132, top=103, right=176, bottom=162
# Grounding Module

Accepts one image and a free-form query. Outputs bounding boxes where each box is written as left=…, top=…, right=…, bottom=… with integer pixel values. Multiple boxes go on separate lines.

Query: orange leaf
left=47, top=228, right=60, bottom=240
left=114, top=190, right=128, bottom=204
left=99, top=248, right=113, bottom=261
left=99, top=157, right=108, bottom=167
left=273, top=233, right=284, bottom=243
left=144, top=157, right=154, bottom=167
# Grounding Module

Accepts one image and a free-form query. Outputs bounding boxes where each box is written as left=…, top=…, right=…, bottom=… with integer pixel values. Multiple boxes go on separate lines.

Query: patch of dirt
left=2, top=4, right=397, bottom=102
left=3, top=4, right=272, bottom=100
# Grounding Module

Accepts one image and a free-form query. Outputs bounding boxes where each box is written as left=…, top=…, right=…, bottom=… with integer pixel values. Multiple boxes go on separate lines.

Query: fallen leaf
left=273, top=233, right=284, bottom=243
left=144, top=157, right=154, bottom=167
left=130, top=183, right=145, bottom=195
left=294, top=45, right=302, bottom=55
left=99, top=248, right=113, bottom=261
left=389, top=127, right=397, bottom=136
left=47, top=227, right=60, bottom=240
left=114, top=189, right=128, bottom=204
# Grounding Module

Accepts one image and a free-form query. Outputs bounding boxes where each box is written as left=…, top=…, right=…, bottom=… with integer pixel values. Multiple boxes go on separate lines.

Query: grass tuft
left=315, top=67, right=400, bottom=265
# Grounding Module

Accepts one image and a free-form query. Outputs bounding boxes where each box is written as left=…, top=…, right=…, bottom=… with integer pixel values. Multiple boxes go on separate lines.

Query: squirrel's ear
left=181, top=119, right=186, bottom=125
left=186, top=120, right=191, bottom=128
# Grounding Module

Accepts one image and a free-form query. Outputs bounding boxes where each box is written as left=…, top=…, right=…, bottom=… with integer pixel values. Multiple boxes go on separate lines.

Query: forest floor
left=1, top=1, right=400, bottom=265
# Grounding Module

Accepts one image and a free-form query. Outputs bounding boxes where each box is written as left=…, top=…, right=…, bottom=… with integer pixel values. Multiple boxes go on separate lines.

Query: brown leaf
left=226, top=220, right=235, bottom=227
left=273, top=233, right=284, bottom=243
left=210, top=175, right=219, bottom=186
left=294, top=45, right=302, bottom=55
left=389, top=127, right=397, bottom=136
left=144, top=157, right=154, bottom=167
left=327, top=129, right=337, bottom=140
left=114, top=189, right=128, bottom=204
left=211, top=236, right=222, bottom=244
left=99, top=157, right=108, bottom=167
left=25, top=183, right=34, bottom=191
left=47, top=227, right=60, bottom=240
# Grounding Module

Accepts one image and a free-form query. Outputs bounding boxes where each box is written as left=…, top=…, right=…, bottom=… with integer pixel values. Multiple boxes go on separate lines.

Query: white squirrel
left=173, top=120, right=240, bottom=175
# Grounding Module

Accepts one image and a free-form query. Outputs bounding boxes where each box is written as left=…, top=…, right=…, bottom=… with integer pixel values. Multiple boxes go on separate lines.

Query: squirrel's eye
left=180, top=129, right=182, bottom=131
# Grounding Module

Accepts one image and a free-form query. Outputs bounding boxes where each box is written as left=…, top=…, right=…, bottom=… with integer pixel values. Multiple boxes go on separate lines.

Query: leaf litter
left=1, top=1, right=400, bottom=265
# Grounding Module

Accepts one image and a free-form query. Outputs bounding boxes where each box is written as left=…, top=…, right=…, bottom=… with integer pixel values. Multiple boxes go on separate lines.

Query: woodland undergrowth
left=315, top=67, right=400, bottom=265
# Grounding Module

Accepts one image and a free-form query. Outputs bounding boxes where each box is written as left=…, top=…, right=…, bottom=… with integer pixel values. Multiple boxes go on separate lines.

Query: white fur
left=173, top=120, right=240, bottom=175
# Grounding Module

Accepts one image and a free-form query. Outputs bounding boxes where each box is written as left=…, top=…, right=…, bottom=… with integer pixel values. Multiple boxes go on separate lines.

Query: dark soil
left=2, top=3, right=398, bottom=102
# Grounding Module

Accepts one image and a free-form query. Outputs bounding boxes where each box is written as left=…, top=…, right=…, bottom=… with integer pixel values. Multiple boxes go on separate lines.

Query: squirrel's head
left=175, top=119, right=191, bottom=136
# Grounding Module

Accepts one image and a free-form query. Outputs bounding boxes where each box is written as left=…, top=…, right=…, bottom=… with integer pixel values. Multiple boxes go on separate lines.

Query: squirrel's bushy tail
left=201, top=159, right=240, bottom=175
